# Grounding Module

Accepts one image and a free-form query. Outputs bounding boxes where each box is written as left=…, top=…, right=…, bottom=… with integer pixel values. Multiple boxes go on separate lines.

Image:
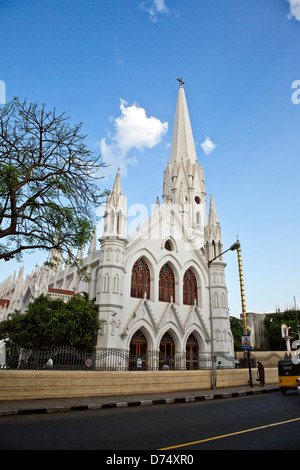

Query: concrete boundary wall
left=235, top=351, right=286, bottom=367
left=0, top=368, right=279, bottom=401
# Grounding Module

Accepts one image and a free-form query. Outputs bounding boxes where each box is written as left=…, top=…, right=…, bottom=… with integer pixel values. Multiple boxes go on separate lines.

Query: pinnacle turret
left=102, top=168, right=127, bottom=238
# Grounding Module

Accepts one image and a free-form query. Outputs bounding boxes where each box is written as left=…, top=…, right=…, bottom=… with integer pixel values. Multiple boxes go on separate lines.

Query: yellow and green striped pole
left=236, top=238, right=253, bottom=388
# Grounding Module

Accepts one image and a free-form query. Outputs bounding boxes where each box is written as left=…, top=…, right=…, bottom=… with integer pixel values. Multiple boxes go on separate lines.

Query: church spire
left=162, top=80, right=206, bottom=236
left=208, top=194, right=219, bottom=227
left=169, top=80, right=198, bottom=165
left=102, top=168, right=127, bottom=238
left=204, top=194, right=223, bottom=261
left=111, top=167, right=122, bottom=197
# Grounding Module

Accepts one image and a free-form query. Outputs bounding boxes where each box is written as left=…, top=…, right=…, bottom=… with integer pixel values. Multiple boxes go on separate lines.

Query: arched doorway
left=186, top=333, right=199, bottom=370
left=129, top=330, right=148, bottom=370
left=159, top=332, right=175, bottom=370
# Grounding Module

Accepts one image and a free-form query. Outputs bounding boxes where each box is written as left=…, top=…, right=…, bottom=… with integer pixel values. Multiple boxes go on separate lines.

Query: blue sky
left=0, top=0, right=300, bottom=317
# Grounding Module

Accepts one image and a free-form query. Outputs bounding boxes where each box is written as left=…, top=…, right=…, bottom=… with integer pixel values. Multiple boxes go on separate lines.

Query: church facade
left=0, top=83, right=235, bottom=369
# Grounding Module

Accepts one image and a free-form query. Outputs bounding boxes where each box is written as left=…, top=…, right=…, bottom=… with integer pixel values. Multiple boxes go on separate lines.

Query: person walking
left=256, top=361, right=265, bottom=386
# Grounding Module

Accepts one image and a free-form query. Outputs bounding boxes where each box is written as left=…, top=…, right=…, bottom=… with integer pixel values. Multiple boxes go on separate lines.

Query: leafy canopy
left=229, top=316, right=249, bottom=351
left=264, top=310, right=300, bottom=351
left=0, top=97, right=107, bottom=263
left=0, top=293, right=101, bottom=352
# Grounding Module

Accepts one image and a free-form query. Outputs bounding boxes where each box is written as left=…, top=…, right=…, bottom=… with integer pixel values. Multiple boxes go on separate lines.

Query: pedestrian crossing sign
left=241, top=335, right=252, bottom=350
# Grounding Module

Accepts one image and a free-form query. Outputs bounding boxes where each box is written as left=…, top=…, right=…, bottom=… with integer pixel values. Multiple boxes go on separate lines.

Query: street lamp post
left=208, top=241, right=240, bottom=389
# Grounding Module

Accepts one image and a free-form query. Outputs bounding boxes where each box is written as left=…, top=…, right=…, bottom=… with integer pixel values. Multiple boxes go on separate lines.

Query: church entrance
left=129, top=330, right=148, bottom=370
left=159, top=332, right=175, bottom=370
left=185, top=333, right=199, bottom=370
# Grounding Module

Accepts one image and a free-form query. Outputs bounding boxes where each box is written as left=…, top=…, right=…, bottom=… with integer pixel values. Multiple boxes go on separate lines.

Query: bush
left=0, top=293, right=101, bottom=352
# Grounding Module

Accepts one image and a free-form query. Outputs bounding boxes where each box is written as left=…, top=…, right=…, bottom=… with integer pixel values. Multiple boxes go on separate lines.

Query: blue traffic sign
left=241, top=335, right=252, bottom=350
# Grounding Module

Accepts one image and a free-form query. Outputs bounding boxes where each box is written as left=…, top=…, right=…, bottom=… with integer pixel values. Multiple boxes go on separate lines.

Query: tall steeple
left=162, top=80, right=206, bottom=237
left=169, top=80, right=198, bottom=165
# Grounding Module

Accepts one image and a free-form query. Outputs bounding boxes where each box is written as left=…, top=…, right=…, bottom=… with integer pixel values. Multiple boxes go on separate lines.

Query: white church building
left=0, top=82, right=235, bottom=370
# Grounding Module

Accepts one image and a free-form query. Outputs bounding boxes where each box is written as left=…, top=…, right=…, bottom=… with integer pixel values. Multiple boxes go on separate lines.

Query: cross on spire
left=177, top=77, right=184, bottom=87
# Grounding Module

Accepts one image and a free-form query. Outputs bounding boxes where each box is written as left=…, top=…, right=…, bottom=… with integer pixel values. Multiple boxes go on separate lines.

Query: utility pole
left=236, top=238, right=253, bottom=388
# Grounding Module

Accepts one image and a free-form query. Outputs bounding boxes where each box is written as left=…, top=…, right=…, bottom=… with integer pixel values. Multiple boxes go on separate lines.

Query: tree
left=0, top=97, right=107, bottom=263
left=264, top=310, right=300, bottom=351
left=0, top=293, right=101, bottom=351
left=229, top=316, right=246, bottom=351
left=62, top=293, right=101, bottom=351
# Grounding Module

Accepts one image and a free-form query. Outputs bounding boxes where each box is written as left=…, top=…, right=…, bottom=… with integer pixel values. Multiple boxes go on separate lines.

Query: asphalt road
left=0, top=390, right=299, bottom=452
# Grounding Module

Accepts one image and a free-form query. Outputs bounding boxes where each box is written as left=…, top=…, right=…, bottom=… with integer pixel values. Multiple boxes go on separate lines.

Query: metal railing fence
left=1, top=344, right=238, bottom=371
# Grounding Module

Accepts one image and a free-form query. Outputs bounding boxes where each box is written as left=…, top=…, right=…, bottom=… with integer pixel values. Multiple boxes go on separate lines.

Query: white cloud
left=140, top=0, right=172, bottom=22
left=286, top=0, right=300, bottom=20
left=99, top=99, right=168, bottom=179
left=201, top=137, right=216, bottom=156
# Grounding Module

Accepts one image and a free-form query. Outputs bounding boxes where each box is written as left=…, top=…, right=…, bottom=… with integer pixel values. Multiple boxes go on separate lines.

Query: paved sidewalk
left=0, top=383, right=279, bottom=417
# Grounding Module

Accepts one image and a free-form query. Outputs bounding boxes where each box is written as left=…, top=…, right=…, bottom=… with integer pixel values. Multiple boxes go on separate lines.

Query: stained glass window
left=183, top=268, right=198, bottom=305
left=159, top=263, right=175, bottom=302
left=131, top=258, right=150, bottom=299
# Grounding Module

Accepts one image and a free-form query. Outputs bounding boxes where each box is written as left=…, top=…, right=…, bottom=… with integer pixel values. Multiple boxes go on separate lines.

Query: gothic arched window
left=131, top=258, right=150, bottom=299
left=159, top=263, right=175, bottom=302
left=183, top=268, right=198, bottom=305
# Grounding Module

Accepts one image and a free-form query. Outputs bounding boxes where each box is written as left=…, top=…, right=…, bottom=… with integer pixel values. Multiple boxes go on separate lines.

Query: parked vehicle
left=296, top=377, right=300, bottom=395
left=278, top=358, right=300, bottom=394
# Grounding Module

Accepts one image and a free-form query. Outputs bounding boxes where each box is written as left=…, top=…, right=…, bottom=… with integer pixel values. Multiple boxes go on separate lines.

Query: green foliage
left=264, top=310, right=300, bottom=351
left=0, top=293, right=101, bottom=352
left=230, top=311, right=300, bottom=352
left=229, top=316, right=248, bottom=351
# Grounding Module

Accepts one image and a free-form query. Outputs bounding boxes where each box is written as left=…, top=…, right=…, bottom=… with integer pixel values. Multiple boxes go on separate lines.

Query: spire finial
left=177, top=77, right=184, bottom=87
